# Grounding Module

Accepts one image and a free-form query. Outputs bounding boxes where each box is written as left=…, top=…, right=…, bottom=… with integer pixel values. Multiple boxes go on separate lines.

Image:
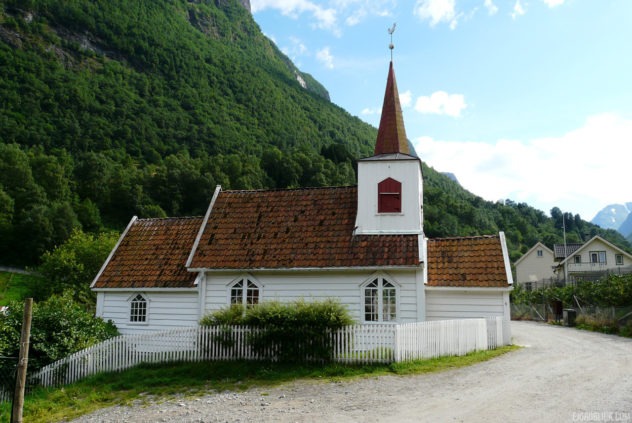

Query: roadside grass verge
left=0, top=345, right=518, bottom=423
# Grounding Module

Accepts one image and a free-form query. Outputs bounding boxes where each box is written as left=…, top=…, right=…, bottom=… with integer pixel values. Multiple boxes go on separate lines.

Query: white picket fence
left=27, top=317, right=510, bottom=391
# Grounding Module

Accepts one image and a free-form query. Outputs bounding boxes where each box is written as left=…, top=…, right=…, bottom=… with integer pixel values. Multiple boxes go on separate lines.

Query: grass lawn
left=0, top=345, right=518, bottom=423
left=0, top=272, right=44, bottom=305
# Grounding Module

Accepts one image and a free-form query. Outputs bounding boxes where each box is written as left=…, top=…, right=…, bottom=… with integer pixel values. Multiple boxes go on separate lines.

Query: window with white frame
left=616, top=254, right=624, bottom=266
left=230, top=278, right=260, bottom=307
left=130, top=294, right=147, bottom=323
left=537, top=249, right=543, bottom=257
left=363, top=277, right=397, bottom=322
left=574, top=255, right=581, bottom=264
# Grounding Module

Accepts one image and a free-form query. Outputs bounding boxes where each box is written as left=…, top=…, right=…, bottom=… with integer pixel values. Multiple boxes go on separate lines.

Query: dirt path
left=71, top=321, right=632, bottom=422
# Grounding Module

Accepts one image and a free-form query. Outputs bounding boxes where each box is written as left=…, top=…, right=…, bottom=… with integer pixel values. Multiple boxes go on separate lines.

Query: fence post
left=393, top=324, right=400, bottom=362
left=12, top=298, right=33, bottom=423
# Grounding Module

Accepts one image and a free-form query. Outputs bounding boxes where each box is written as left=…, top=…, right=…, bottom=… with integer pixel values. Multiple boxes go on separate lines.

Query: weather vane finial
left=388, top=23, right=396, bottom=61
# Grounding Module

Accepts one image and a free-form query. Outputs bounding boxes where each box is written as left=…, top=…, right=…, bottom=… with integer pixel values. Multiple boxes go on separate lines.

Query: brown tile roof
left=426, top=235, right=510, bottom=288
left=374, top=61, right=410, bottom=156
left=188, top=186, right=420, bottom=269
left=93, top=217, right=203, bottom=289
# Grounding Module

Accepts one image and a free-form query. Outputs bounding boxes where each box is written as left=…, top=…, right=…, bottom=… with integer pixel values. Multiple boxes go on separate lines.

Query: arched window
left=363, top=277, right=397, bottom=322
left=378, top=178, right=401, bottom=213
left=230, top=278, right=260, bottom=307
left=130, top=293, right=147, bottom=323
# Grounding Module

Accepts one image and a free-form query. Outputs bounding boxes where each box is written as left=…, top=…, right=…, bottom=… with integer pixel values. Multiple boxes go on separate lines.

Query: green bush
left=0, top=293, right=118, bottom=373
left=511, top=274, right=632, bottom=308
left=200, top=299, right=352, bottom=363
left=575, top=314, right=618, bottom=334
left=619, top=320, right=632, bottom=338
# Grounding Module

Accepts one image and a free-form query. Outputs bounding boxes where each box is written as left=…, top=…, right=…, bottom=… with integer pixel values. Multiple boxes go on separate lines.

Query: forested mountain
left=0, top=0, right=629, bottom=267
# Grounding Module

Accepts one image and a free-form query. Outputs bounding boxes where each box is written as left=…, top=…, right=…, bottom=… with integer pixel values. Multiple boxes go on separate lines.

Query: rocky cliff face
left=240, top=0, right=251, bottom=12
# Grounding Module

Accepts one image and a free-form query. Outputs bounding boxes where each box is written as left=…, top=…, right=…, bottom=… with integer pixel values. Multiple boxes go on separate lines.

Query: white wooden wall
left=355, top=159, right=423, bottom=235
left=95, top=291, right=199, bottom=335
left=202, top=269, right=424, bottom=323
left=515, top=247, right=555, bottom=283
left=425, top=289, right=509, bottom=321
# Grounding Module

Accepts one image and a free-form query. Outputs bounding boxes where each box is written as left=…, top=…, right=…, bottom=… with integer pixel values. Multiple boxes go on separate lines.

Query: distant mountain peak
left=591, top=202, right=632, bottom=234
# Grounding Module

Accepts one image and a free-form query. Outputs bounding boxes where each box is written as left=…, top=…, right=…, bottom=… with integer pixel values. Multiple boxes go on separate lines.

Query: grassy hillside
left=0, top=271, right=43, bottom=305
left=0, top=0, right=629, bottom=268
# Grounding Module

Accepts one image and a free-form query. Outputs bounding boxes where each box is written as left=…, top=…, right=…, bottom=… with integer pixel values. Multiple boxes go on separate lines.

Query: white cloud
left=412, top=113, right=632, bottom=220
left=484, top=0, right=498, bottom=15
left=400, top=90, right=412, bottom=108
left=316, top=47, right=335, bottom=69
left=345, top=9, right=366, bottom=26
left=542, top=0, right=565, bottom=7
left=511, top=0, right=526, bottom=19
left=414, top=91, right=467, bottom=117
left=251, top=0, right=338, bottom=33
left=253, top=0, right=396, bottom=33
left=291, top=37, right=308, bottom=54
left=361, top=107, right=381, bottom=115
left=413, top=0, right=458, bottom=28
left=334, top=0, right=396, bottom=26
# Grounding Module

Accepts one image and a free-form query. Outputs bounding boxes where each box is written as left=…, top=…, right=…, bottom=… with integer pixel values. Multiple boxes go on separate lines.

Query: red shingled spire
left=374, top=61, right=410, bottom=155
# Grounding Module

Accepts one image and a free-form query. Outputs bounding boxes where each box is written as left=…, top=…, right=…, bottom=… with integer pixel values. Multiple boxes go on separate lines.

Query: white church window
left=230, top=278, right=260, bottom=307
left=130, top=294, right=147, bottom=323
left=363, top=277, right=397, bottom=322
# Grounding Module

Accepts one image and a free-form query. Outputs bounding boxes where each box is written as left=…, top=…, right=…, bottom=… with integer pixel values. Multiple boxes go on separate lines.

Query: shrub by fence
left=8, top=317, right=510, bottom=396
left=0, top=356, right=17, bottom=403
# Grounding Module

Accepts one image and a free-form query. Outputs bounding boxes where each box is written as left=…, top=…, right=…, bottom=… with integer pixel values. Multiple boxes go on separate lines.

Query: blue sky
left=250, top=0, right=632, bottom=222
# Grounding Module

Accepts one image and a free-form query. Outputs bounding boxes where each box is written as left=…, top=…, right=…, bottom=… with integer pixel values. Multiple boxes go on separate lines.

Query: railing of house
left=22, top=317, right=510, bottom=393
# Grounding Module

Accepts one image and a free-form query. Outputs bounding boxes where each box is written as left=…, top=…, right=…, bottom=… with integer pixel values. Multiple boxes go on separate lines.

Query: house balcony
left=566, top=262, right=614, bottom=273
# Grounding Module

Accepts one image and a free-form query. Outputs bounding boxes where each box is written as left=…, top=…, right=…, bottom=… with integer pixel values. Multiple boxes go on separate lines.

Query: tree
left=0, top=188, right=14, bottom=258
left=38, top=229, right=119, bottom=305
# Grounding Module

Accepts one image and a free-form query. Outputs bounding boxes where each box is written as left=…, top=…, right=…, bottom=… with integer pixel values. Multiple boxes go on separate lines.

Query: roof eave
left=187, top=264, right=423, bottom=273
left=93, top=287, right=197, bottom=292
left=425, top=286, right=513, bottom=292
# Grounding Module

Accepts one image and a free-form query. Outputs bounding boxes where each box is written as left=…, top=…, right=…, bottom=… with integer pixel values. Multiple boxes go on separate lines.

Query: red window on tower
left=378, top=178, right=402, bottom=213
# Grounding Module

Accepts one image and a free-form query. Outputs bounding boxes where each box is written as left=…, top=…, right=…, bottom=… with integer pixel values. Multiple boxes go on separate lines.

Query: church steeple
left=374, top=61, right=410, bottom=156
left=354, top=25, right=423, bottom=236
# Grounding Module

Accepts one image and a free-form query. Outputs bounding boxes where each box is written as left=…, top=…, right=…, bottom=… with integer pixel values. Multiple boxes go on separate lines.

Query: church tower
left=354, top=60, right=424, bottom=236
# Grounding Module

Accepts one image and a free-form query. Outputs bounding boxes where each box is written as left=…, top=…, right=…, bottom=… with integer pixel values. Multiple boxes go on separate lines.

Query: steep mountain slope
left=0, top=0, right=372, bottom=263
left=591, top=203, right=632, bottom=232
left=0, top=0, right=629, bottom=267
left=618, top=212, right=632, bottom=239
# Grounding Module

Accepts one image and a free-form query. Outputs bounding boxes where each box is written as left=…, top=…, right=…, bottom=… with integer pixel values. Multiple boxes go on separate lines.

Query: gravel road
left=70, top=321, right=632, bottom=423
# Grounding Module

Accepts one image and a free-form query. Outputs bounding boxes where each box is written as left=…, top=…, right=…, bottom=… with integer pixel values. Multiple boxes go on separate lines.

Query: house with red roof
left=91, top=61, right=513, bottom=335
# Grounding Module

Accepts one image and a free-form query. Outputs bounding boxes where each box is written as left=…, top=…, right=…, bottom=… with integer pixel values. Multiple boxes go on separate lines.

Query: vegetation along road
left=72, top=321, right=632, bottom=422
